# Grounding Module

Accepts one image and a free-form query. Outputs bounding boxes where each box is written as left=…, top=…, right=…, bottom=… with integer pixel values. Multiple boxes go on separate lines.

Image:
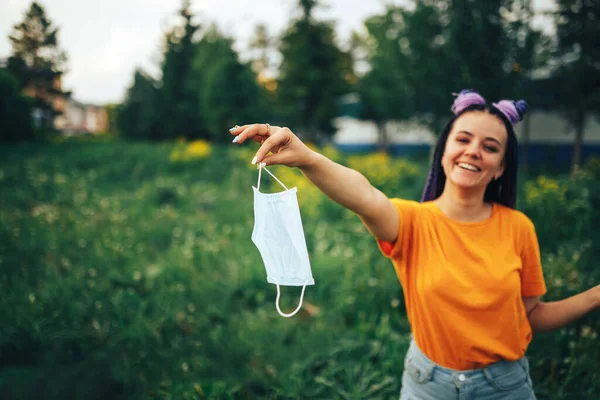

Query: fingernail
left=229, top=125, right=238, bottom=132
left=251, top=156, right=257, bottom=164
left=232, top=136, right=239, bottom=143
left=259, top=162, right=266, bottom=168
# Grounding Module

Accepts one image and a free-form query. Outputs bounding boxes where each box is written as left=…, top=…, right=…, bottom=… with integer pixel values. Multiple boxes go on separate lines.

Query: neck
left=434, top=183, right=491, bottom=222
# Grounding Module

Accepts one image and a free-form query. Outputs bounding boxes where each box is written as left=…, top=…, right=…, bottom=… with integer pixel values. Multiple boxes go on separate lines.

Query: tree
left=355, top=7, right=414, bottom=151
left=399, top=0, right=458, bottom=133
left=248, top=24, right=278, bottom=103
left=352, top=0, right=548, bottom=159
left=501, top=0, right=551, bottom=172
left=249, top=24, right=274, bottom=79
left=277, top=0, right=353, bottom=142
left=117, top=69, right=161, bottom=140
left=158, top=0, right=201, bottom=140
left=190, top=26, right=266, bottom=142
left=553, top=0, right=600, bottom=171
left=446, top=0, right=513, bottom=100
left=7, top=1, right=68, bottom=130
left=401, top=0, right=534, bottom=128
left=0, top=69, right=35, bottom=142
left=104, top=103, right=119, bottom=133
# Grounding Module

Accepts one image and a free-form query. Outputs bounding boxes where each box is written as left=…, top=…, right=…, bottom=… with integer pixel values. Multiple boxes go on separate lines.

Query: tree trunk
left=377, top=120, right=389, bottom=153
left=572, top=104, right=585, bottom=175
left=428, top=116, right=443, bottom=164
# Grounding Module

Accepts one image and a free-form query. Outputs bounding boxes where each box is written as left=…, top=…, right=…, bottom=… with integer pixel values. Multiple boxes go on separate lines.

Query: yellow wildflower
left=170, top=139, right=212, bottom=162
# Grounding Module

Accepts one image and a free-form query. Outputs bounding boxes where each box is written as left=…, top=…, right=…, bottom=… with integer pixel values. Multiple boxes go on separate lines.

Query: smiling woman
left=420, top=91, right=524, bottom=212
left=441, top=113, right=507, bottom=201
left=229, top=89, right=600, bottom=400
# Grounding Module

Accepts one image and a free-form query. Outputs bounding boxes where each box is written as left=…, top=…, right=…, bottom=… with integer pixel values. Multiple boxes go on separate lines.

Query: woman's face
left=441, top=111, right=508, bottom=191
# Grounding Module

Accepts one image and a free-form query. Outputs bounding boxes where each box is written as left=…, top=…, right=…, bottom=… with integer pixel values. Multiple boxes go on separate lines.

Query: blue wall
left=521, top=144, right=600, bottom=167
left=334, top=143, right=600, bottom=169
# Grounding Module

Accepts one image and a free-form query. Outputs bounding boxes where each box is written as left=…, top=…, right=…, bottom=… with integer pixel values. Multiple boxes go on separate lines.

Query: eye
left=484, top=146, right=499, bottom=153
left=456, top=137, right=469, bottom=143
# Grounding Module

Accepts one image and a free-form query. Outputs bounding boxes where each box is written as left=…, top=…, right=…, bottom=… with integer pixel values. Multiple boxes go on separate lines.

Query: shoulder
left=389, top=198, right=434, bottom=217
left=389, top=198, right=421, bottom=209
left=494, top=203, right=533, bottom=224
left=495, top=203, right=534, bottom=226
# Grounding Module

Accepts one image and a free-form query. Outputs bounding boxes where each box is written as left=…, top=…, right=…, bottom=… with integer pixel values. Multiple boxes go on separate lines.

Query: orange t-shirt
left=378, top=199, right=547, bottom=370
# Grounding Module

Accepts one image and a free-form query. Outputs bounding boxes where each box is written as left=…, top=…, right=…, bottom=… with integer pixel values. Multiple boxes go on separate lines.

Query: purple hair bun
left=451, top=89, right=486, bottom=115
left=493, top=99, right=529, bottom=126
left=514, top=100, right=528, bottom=119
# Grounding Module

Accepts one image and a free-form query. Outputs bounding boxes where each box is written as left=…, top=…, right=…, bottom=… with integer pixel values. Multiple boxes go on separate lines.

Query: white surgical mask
left=251, top=163, right=314, bottom=318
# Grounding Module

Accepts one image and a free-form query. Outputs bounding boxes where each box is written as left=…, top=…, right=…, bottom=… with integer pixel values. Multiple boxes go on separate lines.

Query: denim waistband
left=404, top=340, right=531, bottom=391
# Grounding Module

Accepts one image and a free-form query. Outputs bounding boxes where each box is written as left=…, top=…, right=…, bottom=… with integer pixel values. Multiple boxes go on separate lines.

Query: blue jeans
left=400, top=340, right=536, bottom=400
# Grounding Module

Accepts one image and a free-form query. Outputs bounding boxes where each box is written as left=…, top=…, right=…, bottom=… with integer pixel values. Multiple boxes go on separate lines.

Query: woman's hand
left=230, top=123, right=399, bottom=241
left=230, top=124, right=316, bottom=168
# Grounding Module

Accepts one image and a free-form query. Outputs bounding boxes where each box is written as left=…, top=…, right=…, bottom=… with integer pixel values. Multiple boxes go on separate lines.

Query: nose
left=464, top=143, right=481, bottom=159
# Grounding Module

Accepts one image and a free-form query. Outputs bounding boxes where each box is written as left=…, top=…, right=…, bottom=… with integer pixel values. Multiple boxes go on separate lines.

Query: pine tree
left=7, top=1, right=68, bottom=130
left=158, top=0, right=200, bottom=140
left=249, top=24, right=274, bottom=79
left=191, top=27, right=265, bottom=142
left=277, top=0, right=353, bottom=142
left=117, top=69, right=161, bottom=140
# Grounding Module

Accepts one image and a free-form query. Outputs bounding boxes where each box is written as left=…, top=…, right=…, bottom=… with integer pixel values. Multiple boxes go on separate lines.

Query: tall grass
left=0, top=139, right=598, bottom=399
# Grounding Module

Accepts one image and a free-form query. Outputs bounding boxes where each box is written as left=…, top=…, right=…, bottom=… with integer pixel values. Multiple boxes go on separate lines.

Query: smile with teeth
left=457, top=162, right=481, bottom=172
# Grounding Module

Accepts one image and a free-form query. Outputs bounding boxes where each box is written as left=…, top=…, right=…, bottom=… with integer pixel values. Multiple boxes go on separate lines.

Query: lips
left=457, top=162, right=481, bottom=172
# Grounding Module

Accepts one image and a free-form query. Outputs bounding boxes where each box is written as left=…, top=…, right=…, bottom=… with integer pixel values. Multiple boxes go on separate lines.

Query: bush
left=521, top=168, right=600, bottom=398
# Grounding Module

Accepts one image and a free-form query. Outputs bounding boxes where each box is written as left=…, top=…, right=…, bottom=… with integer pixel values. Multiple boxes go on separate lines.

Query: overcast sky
left=0, top=0, right=555, bottom=105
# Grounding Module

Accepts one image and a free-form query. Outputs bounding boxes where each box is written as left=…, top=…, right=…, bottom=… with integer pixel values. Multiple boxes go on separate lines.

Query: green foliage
left=552, top=0, right=600, bottom=169
left=355, top=7, right=414, bottom=150
left=355, top=0, right=548, bottom=135
left=7, top=1, right=67, bottom=80
left=397, top=1, right=457, bottom=131
left=7, top=1, right=68, bottom=129
left=117, top=70, right=161, bottom=140
left=104, top=103, right=120, bottom=133
left=0, top=69, right=35, bottom=142
left=157, top=0, right=201, bottom=140
left=190, top=26, right=265, bottom=143
left=446, top=0, right=511, bottom=99
left=0, top=141, right=599, bottom=399
left=520, top=170, right=600, bottom=398
left=0, top=141, right=410, bottom=399
left=118, top=5, right=263, bottom=143
left=277, top=0, right=353, bottom=142
left=248, top=24, right=273, bottom=78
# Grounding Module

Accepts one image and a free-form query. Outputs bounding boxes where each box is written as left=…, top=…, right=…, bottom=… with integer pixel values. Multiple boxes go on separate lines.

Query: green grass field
left=1, top=139, right=599, bottom=399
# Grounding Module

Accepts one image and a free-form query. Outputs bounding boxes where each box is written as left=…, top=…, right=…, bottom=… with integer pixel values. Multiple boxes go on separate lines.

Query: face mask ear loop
left=275, top=283, right=308, bottom=318
left=256, top=163, right=263, bottom=191
left=262, top=165, right=290, bottom=192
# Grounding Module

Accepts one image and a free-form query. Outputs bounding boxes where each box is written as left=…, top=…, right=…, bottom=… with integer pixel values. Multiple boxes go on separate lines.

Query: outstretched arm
left=523, top=285, right=600, bottom=333
left=230, top=124, right=399, bottom=242
left=299, top=152, right=399, bottom=242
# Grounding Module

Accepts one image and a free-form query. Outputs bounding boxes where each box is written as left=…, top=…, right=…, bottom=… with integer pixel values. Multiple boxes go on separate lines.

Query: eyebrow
left=456, top=130, right=502, bottom=146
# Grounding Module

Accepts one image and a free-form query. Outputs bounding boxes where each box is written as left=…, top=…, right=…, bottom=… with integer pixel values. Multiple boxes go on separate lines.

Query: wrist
left=298, top=148, right=323, bottom=171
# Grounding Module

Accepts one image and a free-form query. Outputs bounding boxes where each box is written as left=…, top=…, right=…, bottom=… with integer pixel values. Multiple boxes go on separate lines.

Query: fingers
left=254, top=132, right=289, bottom=165
left=230, top=123, right=271, bottom=144
left=261, top=152, right=287, bottom=167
